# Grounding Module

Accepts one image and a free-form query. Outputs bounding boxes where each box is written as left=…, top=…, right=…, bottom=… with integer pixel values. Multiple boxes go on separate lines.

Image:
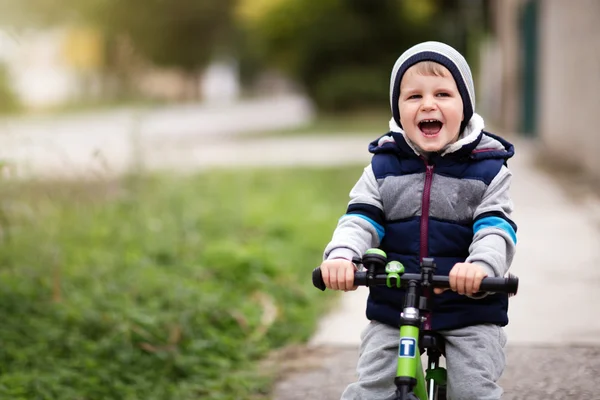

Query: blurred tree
left=94, top=0, right=236, bottom=99
left=4, top=0, right=236, bottom=99
left=3, top=0, right=235, bottom=69
left=236, top=0, right=485, bottom=111
left=94, top=0, right=235, bottom=71
left=0, top=0, right=75, bottom=27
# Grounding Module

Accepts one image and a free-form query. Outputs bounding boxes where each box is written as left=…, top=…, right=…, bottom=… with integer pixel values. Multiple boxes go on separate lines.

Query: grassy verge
left=0, top=166, right=362, bottom=399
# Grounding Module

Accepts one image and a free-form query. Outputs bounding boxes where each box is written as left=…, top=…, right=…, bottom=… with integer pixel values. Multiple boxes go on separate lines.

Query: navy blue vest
left=363, top=131, right=514, bottom=331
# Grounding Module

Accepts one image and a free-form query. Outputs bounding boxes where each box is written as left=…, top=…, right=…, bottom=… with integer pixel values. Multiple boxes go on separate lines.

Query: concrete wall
left=477, top=0, right=526, bottom=132
left=492, top=0, right=525, bottom=133
left=537, top=0, right=600, bottom=178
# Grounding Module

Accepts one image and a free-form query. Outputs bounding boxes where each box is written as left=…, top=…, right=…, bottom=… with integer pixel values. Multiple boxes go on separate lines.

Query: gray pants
left=341, top=321, right=507, bottom=400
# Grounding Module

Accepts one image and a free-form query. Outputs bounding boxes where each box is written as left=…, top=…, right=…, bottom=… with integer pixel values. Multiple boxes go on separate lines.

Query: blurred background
left=0, top=0, right=598, bottom=177
left=0, top=0, right=598, bottom=399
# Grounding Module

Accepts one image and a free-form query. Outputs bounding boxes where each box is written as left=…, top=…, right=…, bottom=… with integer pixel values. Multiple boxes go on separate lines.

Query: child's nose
left=420, top=96, right=437, bottom=111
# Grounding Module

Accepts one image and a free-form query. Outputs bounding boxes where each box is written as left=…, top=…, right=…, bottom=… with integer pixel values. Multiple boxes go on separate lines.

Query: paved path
left=271, top=345, right=600, bottom=400
left=0, top=95, right=313, bottom=178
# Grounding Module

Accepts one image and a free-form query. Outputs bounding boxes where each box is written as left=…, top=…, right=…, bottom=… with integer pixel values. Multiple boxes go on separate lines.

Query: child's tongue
left=420, top=121, right=442, bottom=136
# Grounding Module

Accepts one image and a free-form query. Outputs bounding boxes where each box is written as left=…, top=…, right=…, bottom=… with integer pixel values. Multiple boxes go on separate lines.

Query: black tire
left=436, top=385, right=447, bottom=400
left=386, top=391, right=420, bottom=400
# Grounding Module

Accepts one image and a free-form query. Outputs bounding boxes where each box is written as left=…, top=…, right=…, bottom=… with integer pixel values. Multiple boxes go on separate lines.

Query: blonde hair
left=410, top=61, right=450, bottom=77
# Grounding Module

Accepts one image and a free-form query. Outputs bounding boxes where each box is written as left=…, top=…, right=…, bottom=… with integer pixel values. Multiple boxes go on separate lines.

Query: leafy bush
left=237, top=0, right=485, bottom=112
left=313, top=67, right=389, bottom=111
left=0, top=167, right=362, bottom=399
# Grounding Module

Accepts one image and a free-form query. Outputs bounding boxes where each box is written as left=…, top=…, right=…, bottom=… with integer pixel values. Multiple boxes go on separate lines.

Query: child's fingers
left=442, top=263, right=489, bottom=296
left=320, top=260, right=356, bottom=291
left=455, top=265, right=467, bottom=295
left=337, top=265, right=347, bottom=291
left=344, top=265, right=355, bottom=291
left=329, top=266, right=340, bottom=291
left=463, top=267, right=476, bottom=295
left=448, top=268, right=455, bottom=292
left=471, top=270, right=486, bottom=294
left=449, top=264, right=465, bottom=294
left=322, top=264, right=338, bottom=290
left=321, top=266, right=332, bottom=289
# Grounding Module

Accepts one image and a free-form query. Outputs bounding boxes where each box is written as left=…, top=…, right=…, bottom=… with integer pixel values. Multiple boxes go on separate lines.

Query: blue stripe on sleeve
left=474, top=216, right=517, bottom=244
left=347, top=203, right=385, bottom=226
left=342, top=214, right=385, bottom=241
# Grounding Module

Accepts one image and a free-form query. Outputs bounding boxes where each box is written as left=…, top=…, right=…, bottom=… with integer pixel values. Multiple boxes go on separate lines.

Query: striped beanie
left=390, top=41, right=475, bottom=133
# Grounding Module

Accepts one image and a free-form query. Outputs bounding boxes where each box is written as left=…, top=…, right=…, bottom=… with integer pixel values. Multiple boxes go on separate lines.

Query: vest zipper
left=420, top=162, right=434, bottom=261
left=420, top=160, right=435, bottom=330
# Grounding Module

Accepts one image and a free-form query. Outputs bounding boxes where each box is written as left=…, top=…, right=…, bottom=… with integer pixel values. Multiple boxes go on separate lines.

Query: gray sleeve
left=466, top=165, right=517, bottom=278
left=323, top=164, right=384, bottom=261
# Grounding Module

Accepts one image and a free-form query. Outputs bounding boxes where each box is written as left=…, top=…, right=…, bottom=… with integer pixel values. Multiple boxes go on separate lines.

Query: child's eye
left=436, top=92, right=450, bottom=97
left=407, top=94, right=421, bottom=100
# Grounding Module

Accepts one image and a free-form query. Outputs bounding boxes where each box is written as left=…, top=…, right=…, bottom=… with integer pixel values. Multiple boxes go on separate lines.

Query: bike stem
left=420, top=258, right=436, bottom=330
left=394, top=258, right=439, bottom=400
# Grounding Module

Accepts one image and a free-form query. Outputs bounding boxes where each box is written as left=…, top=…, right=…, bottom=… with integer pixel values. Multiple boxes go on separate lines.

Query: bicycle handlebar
left=312, top=267, right=519, bottom=295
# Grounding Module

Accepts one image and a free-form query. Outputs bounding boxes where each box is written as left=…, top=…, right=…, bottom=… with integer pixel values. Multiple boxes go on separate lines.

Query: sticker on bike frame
left=398, top=337, right=417, bottom=358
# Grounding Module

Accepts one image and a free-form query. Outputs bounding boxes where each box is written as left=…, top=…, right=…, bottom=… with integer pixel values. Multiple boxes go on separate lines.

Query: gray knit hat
left=390, top=41, right=475, bottom=133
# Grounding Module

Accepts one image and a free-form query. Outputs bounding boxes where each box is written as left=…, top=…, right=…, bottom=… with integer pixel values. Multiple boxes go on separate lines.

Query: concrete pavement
left=0, top=94, right=313, bottom=178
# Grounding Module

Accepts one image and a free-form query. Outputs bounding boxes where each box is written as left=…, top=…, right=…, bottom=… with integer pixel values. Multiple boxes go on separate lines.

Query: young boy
left=320, top=41, right=517, bottom=399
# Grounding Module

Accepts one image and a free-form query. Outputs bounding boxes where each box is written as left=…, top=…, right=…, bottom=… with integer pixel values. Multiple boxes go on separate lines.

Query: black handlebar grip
left=480, top=274, right=519, bottom=295
left=312, top=268, right=519, bottom=294
left=312, top=267, right=327, bottom=291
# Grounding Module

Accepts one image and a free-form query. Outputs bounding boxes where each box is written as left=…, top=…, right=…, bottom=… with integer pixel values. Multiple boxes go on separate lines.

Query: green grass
left=0, top=166, right=363, bottom=399
left=247, top=108, right=390, bottom=138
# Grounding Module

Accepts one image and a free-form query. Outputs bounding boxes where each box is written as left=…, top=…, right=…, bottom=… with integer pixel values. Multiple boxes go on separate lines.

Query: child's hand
left=433, top=262, right=488, bottom=296
left=320, top=259, right=358, bottom=291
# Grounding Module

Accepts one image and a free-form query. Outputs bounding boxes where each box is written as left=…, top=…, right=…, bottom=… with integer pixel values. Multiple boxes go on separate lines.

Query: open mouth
left=418, top=119, right=443, bottom=136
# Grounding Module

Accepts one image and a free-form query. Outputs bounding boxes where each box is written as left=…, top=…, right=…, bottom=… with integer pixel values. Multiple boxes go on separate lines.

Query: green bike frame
left=397, top=324, right=428, bottom=399
left=381, top=253, right=446, bottom=400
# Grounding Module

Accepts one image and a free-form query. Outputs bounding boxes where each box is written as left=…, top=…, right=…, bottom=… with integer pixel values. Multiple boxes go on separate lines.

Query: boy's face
left=398, top=64, right=464, bottom=153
